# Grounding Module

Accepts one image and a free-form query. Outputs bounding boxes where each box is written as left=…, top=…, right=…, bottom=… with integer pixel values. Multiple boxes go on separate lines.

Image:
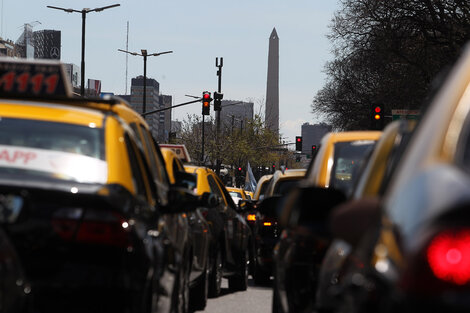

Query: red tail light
left=52, top=208, right=132, bottom=248
left=427, top=229, right=470, bottom=285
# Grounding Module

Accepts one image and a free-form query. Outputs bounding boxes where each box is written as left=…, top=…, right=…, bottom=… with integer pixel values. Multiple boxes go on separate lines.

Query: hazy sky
left=1, top=1, right=339, bottom=144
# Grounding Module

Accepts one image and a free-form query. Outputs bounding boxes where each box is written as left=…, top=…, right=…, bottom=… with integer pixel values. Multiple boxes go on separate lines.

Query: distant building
left=220, top=100, right=254, bottom=132
left=63, top=63, right=81, bottom=89
left=130, top=76, right=172, bottom=142
left=33, top=30, right=61, bottom=60
left=0, top=38, right=18, bottom=57
left=158, top=94, right=172, bottom=143
left=301, top=122, right=332, bottom=155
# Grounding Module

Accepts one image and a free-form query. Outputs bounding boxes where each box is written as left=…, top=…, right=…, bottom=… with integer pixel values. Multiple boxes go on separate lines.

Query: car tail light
left=52, top=208, right=132, bottom=248
left=247, top=214, right=257, bottom=222
left=263, top=222, right=272, bottom=226
left=427, top=229, right=470, bottom=285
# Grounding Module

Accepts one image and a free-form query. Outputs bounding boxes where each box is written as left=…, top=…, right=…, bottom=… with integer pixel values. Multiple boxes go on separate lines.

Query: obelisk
left=265, top=28, right=279, bottom=138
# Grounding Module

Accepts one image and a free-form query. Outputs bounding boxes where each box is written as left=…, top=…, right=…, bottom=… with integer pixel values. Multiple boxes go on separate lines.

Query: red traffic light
left=238, top=167, right=242, bottom=171
left=374, top=106, right=381, bottom=113
left=203, top=93, right=210, bottom=100
left=296, top=137, right=301, bottom=142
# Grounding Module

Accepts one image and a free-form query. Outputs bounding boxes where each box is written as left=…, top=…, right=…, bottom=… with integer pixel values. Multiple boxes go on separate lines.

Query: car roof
left=0, top=99, right=106, bottom=127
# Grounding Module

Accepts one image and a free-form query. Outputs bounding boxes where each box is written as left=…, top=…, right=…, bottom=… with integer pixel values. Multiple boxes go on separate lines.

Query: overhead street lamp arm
left=92, top=4, right=120, bottom=12
left=46, top=5, right=80, bottom=13
left=150, top=50, right=173, bottom=56
left=118, top=49, right=141, bottom=56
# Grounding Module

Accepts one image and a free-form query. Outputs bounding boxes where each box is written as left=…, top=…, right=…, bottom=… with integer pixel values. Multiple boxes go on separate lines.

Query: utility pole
left=215, top=57, right=223, bottom=175
left=47, top=4, right=120, bottom=96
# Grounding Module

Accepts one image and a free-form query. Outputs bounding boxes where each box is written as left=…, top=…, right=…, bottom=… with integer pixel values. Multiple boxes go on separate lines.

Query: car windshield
left=0, top=117, right=107, bottom=184
left=229, top=191, right=242, bottom=198
left=330, top=140, right=376, bottom=196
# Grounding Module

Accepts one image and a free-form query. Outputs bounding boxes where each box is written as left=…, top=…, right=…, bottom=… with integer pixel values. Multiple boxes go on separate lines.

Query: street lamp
left=118, top=49, right=173, bottom=115
left=47, top=4, right=120, bottom=96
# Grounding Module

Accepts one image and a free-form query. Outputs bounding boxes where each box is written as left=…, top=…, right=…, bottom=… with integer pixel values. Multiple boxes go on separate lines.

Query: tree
left=313, top=0, right=470, bottom=130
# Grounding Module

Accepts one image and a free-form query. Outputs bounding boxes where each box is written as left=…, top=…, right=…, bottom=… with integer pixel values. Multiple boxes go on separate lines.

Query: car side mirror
left=279, top=185, right=347, bottom=229
left=0, top=194, right=24, bottom=224
left=329, top=196, right=381, bottom=247
left=162, top=185, right=200, bottom=214
left=237, top=199, right=254, bottom=212
left=200, top=192, right=220, bottom=208
left=173, top=171, right=197, bottom=190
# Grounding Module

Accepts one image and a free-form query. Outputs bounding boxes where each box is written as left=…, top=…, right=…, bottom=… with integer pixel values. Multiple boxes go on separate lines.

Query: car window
left=273, top=178, right=302, bottom=196
left=258, top=179, right=271, bottom=200
left=124, top=133, right=148, bottom=200
left=330, top=140, right=376, bottom=196
left=0, top=117, right=107, bottom=183
left=207, top=174, right=225, bottom=201
left=229, top=191, right=242, bottom=198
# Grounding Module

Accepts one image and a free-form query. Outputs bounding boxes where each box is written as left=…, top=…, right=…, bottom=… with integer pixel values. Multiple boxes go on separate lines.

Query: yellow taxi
left=161, top=147, right=186, bottom=184
left=305, top=131, right=382, bottom=195
left=272, top=131, right=381, bottom=313
left=184, top=165, right=252, bottom=297
left=226, top=186, right=248, bottom=205
left=253, top=174, right=273, bottom=201
left=0, top=58, right=196, bottom=313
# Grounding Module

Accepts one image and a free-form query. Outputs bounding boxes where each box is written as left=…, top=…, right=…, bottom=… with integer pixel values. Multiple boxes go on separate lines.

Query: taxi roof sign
left=0, top=58, right=72, bottom=98
left=159, top=144, right=192, bottom=163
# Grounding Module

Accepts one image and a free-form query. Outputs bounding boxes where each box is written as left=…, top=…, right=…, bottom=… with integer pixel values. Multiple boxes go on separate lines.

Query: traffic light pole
left=215, top=57, right=223, bottom=175
left=201, top=114, right=205, bottom=165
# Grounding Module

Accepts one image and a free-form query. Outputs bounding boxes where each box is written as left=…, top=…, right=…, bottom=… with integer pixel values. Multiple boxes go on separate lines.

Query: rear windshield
left=330, top=140, right=376, bottom=196
left=273, top=178, right=302, bottom=196
left=0, top=117, right=106, bottom=184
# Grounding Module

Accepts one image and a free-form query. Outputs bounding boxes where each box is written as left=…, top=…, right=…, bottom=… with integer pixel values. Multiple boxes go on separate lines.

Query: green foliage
left=175, top=113, right=286, bottom=168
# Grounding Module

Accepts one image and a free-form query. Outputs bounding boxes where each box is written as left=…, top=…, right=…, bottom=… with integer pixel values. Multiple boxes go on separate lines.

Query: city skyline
left=1, top=1, right=339, bottom=144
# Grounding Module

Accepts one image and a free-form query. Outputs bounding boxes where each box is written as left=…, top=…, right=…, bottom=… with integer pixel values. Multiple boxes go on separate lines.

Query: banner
left=244, top=161, right=257, bottom=192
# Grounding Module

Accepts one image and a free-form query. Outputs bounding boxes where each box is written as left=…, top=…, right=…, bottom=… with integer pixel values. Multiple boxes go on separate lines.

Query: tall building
left=33, top=30, right=61, bottom=60
left=265, top=28, right=279, bottom=138
left=130, top=76, right=172, bottom=142
left=220, top=100, right=254, bottom=132
left=158, top=95, right=172, bottom=143
left=301, top=123, right=332, bottom=155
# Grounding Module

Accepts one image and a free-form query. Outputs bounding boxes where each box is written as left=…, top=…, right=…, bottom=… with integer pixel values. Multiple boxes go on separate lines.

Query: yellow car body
left=253, top=174, right=273, bottom=201
left=305, top=131, right=382, bottom=194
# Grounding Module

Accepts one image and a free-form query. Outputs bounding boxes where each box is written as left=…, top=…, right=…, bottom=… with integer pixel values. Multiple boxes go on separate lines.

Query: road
left=196, top=277, right=273, bottom=313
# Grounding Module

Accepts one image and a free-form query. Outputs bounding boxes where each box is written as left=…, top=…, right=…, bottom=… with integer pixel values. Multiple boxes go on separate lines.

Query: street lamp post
left=118, top=49, right=173, bottom=115
left=47, top=4, right=120, bottom=96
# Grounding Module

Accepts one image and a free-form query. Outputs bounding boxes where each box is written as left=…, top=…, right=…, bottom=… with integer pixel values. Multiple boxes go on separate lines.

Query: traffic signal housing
left=295, top=136, right=302, bottom=151
left=214, top=92, right=223, bottom=111
left=312, top=145, right=317, bottom=158
left=371, top=105, right=384, bottom=130
left=202, top=91, right=212, bottom=115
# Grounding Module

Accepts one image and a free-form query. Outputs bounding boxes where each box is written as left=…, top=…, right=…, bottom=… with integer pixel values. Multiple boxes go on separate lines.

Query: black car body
left=184, top=165, right=252, bottom=297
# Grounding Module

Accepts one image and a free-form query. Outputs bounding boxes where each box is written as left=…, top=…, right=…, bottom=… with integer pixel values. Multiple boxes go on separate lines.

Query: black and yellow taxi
left=272, top=131, right=381, bottom=313
left=0, top=58, right=199, bottom=313
left=253, top=168, right=307, bottom=285
left=161, top=148, right=211, bottom=311
left=314, top=120, right=416, bottom=312
left=184, top=165, right=252, bottom=297
left=328, top=44, right=470, bottom=313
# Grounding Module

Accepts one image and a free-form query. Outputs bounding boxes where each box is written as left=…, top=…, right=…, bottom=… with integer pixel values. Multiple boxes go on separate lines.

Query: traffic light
left=202, top=91, right=212, bottom=115
left=371, top=105, right=384, bottom=130
left=214, top=92, right=223, bottom=111
left=312, top=145, right=317, bottom=158
left=295, top=136, right=302, bottom=151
